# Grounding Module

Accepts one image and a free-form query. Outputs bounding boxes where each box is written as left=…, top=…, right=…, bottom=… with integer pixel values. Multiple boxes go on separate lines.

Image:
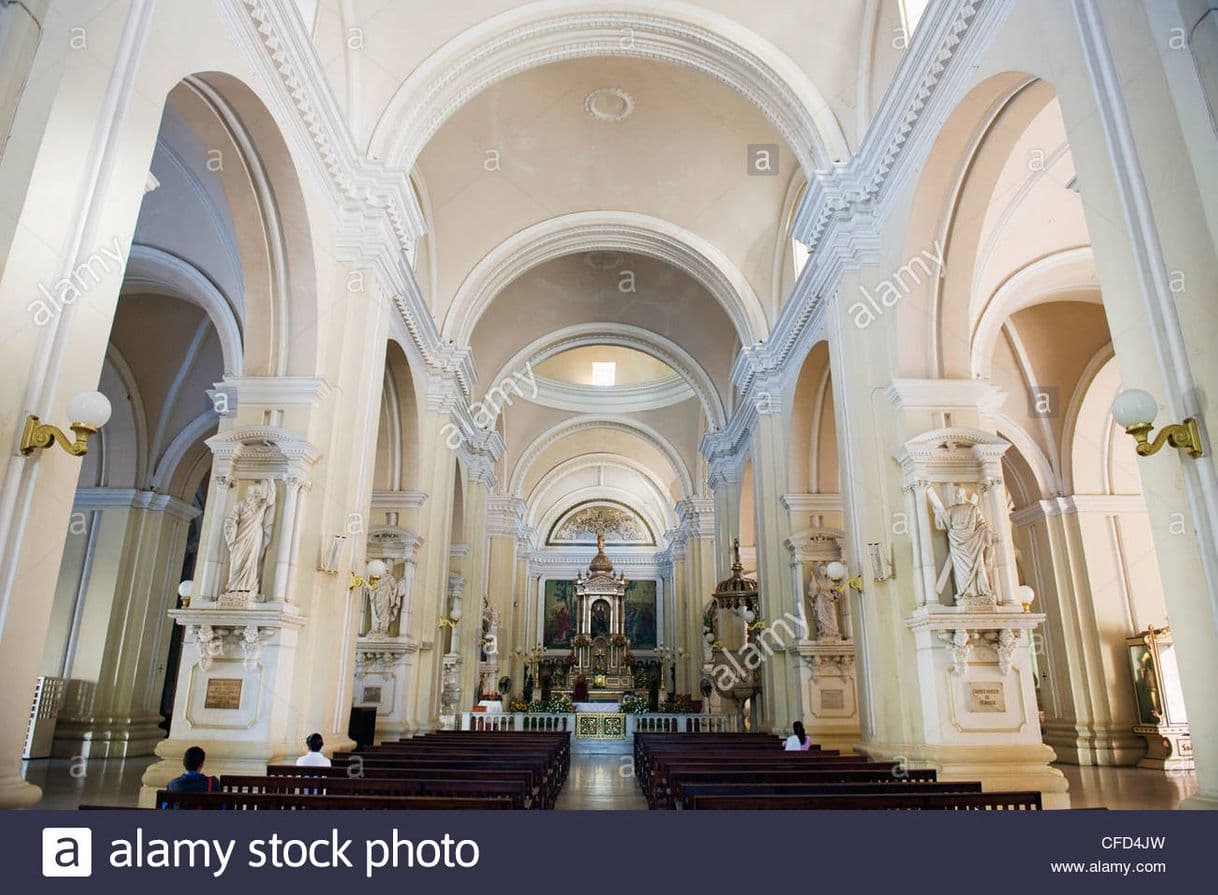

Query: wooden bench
left=157, top=790, right=512, bottom=810
left=685, top=791, right=1043, bottom=810
left=221, top=774, right=531, bottom=809
left=673, top=780, right=982, bottom=810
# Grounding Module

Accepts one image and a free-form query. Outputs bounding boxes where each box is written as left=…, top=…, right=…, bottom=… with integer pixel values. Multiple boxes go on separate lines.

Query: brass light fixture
left=825, top=560, right=863, bottom=593
left=20, top=391, right=112, bottom=456
left=349, top=559, right=386, bottom=590
left=1112, top=389, right=1204, bottom=459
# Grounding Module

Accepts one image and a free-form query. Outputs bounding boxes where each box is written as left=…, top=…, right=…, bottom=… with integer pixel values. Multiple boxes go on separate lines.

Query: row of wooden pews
left=635, top=733, right=1042, bottom=810
left=156, top=731, right=569, bottom=810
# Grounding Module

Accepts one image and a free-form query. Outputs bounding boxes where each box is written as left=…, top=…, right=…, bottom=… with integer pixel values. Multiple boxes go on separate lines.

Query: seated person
left=572, top=675, right=589, bottom=703
left=166, top=746, right=220, bottom=792
left=296, top=732, right=331, bottom=767
left=784, top=720, right=812, bottom=751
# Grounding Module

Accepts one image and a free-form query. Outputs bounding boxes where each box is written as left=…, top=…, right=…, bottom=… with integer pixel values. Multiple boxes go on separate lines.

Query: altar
left=573, top=702, right=620, bottom=713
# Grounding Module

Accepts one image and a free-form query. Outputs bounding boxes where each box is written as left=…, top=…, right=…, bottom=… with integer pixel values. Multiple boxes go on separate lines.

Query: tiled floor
left=21, top=754, right=1198, bottom=810
left=1055, top=763, right=1198, bottom=810
left=555, top=754, right=649, bottom=810
left=22, top=755, right=157, bottom=809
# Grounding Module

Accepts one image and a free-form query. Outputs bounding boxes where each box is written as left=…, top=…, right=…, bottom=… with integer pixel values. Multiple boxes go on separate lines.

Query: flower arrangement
left=619, top=693, right=650, bottom=714
left=573, top=633, right=590, bottom=648
left=527, top=694, right=574, bottom=713
left=611, top=633, right=627, bottom=647
left=564, top=652, right=577, bottom=666
left=508, top=698, right=530, bottom=713
left=671, top=693, right=696, bottom=713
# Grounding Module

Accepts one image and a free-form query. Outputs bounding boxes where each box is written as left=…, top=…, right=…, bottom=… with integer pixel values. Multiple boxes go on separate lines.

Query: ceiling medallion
left=583, top=251, right=625, bottom=271
left=584, top=88, right=635, bottom=122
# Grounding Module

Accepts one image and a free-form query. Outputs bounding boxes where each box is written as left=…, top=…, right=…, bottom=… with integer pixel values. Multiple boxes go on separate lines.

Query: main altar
left=565, top=533, right=636, bottom=696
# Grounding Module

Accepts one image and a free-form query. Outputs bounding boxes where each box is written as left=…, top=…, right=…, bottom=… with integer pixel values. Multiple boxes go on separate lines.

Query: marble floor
left=20, top=754, right=1198, bottom=810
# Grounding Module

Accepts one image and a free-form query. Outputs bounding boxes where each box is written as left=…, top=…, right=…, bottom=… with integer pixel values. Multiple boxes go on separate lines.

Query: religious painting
left=546, top=500, right=655, bottom=546
left=543, top=579, right=577, bottom=649
left=624, top=580, right=658, bottom=649
left=590, top=600, right=611, bottom=637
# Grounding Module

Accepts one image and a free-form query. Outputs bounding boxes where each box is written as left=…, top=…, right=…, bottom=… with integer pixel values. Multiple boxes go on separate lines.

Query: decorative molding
left=442, top=211, right=767, bottom=347
left=72, top=488, right=201, bottom=523
left=781, top=492, right=844, bottom=514
left=584, top=87, right=635, bottom=122
left=509, top=415, right=694, bottom=500
left=484, top=321, right=727, bottom=430
left=885, top=378, right=1007, bottom=415
left=370, top=490, right=430, bottom=510
left=527, top=374, right=695, bottom=415
left=369, top=2, right=849, bottom=175
left=217, top=376, right=333, bottom=407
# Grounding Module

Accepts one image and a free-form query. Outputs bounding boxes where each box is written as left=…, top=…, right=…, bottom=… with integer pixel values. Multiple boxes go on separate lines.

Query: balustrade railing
left=461, top=711, right=736, bottom=733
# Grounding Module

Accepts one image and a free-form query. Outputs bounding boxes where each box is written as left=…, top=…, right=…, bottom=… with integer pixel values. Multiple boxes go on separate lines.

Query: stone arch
left=368, top=0, right=849, bottom=175
left=484, top=322, right=727, bottom=429
left=170, top=72, right=320, bottom=377
left=895, top=71, right=1055, bottom=377
left=509, top=415, right=694, bottom=500
left=444, top=211, right=768, bottom=346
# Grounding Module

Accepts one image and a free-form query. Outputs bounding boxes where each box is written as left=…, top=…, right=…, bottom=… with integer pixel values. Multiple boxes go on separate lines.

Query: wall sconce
left=1112, top=389, right=1204, bottom=459
left=349, top=559, right=386, bottom=590
left=20, top=391, right=112, bottom=456
left=177, top=579, right=194, bottom=609
left=826, top=560, right=863, bottom=593
left=1016, top=584, right=1035, bottom=614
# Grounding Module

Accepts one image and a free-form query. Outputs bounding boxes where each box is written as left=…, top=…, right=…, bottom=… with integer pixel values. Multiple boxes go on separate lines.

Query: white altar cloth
left=574, top=702, right=620, bottom=713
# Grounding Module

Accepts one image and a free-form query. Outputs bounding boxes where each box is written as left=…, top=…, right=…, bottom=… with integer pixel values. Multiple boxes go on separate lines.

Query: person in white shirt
left=784, top=720, right=812, bottom=751
left=296, top=732, right=332, bottom=766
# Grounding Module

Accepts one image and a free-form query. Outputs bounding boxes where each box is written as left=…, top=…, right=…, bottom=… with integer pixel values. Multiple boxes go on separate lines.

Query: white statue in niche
left=809, top=562, right=842, bottom=641
left=222, top=478, right=276, bottom=597
left=927, top=484, right=995, bottom=604
left=368, top=571, right=404, bottom=637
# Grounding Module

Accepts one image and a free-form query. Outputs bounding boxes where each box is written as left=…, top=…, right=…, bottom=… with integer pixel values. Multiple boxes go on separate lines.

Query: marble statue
left=368, top=572, right=403, bottom=637
left=809, top=562, right=842, bottom=641
left=222, top=478, right=275, bottom=596
left=928, top=485, right=995, bottom=602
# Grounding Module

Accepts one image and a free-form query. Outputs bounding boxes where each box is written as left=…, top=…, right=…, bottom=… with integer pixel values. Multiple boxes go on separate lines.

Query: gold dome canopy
left=714, top=537, right=758, bottom=597
left=588, top=532, right=615, bottom=574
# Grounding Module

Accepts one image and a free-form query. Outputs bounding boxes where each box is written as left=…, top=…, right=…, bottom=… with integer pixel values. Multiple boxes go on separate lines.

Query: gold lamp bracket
left=1126, top=418, right=1204, bottom=459
left=20, top=416, right=98, bottom=457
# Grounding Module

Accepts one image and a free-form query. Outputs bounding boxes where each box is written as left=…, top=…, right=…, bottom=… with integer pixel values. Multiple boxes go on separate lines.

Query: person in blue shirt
left=166, top=745, right=220, bottom=792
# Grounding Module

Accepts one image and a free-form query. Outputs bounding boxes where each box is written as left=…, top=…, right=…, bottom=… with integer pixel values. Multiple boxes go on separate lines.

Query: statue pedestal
left=880, top=604, right=1068, bottom=807
left=796, top=640, right=859, bottom=752
left=353, top=636, right=418, bottom=741
left=138, top=603, right=335, bottom=806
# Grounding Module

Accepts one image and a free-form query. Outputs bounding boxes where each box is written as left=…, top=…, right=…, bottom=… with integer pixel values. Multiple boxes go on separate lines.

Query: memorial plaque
left=821, top=688, right=845, bottom=710
left=362, top=685, right=383, bottom=704
left=967, top=682, right=1005, bottom=713
left=204, top=677, right=243, bottom=710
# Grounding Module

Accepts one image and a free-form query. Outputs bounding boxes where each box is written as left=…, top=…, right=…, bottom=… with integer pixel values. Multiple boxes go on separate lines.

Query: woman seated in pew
left=783, top=721, right=812, bottom=752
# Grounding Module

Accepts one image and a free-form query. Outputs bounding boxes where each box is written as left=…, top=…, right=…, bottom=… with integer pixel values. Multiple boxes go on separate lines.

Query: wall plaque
left=967, top=682, right=1005, bottom=713
left=204, top=677, right=243, bottom=710
left=821, top=688, right=845, bottom=710
left=362, top=686, right=383, bottom=704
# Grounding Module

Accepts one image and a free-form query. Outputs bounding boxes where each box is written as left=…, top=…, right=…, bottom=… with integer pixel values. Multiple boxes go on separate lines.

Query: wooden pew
left=268, top=764, right=548, bottom=809
left=685, top=791, right=1043, bottom=810
left=673, top=780, right=982, bottom=810
left=157, top=790, right=512, bottom=810
left=221, top=774, right=531, bottom=809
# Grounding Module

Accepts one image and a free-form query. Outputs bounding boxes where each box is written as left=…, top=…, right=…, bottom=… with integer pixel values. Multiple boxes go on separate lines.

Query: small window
left=591, top=362, right=616, bottom=387
left=900, top=0, right=930, bottom=36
